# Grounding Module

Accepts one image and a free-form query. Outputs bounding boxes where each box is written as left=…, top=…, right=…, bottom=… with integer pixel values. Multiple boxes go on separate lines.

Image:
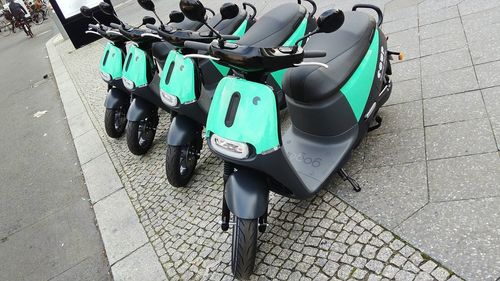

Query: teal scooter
left=80, top=5, right=131, bottom=138
left=158, top=0, right=317, bottom=187
left=144, top=2, right=257, bottom=186
left=182, top=0, right=398, bottom=278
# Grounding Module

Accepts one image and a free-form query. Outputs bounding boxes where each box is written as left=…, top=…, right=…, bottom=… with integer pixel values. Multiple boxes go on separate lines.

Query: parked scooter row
left=82, top=0, right=401, bottom=278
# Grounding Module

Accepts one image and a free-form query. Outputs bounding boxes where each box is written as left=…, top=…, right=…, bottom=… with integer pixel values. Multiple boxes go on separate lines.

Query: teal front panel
left=122, top=45, right=149, bottom=88
left=206, top=77, right=279, bottom=154
left=159, top=50, right=196, bottom=104
left=100, top=42, right=123, bottom=80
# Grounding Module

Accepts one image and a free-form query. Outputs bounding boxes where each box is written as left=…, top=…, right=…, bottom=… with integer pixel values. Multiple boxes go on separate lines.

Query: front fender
left=167, top=115, right=202, bottom=146
left=225, top=169, right=269, bottom=220
left=127, top=97, right=158, bottom=122
left=104, top=88, right=130, bottom=109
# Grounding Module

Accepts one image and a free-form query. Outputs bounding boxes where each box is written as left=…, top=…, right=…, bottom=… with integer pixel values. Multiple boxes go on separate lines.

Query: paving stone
left=419, top=17, right=463, bottom=40
left=392, top=58, right=421, bottom=82
left=420, top=260, right=437, bottom=273
left=458, top=0, right=500, bottom=16
left=382, top=264, right=399, bottom=278
left=419, top=6, right=459, bottom=26
left=431, top=267, right=450, bottom=281
left=425, top=118, right=497, bottom=159
left=403, top=261, right=420, bottom=273
left=476, top=60, right=500, bottom=88
left=395, top=197, right=500, bottom=280
left=337, top=264, right=353, bottom=280
left=385, top=79, right=422, bottom=106
left=383, top=17, right=419, bottom=34
left=421, top=48, right=472, bottom=76
left=394, top=270, right=416, bottom=281
left=352, top=268, right=367, bottom=279
left=335, top=161, right=427, bottom=229
left=366, top=260, right=384, bottom=274
left=400, top=245, right=416, bottom=258
left=377, top=247, right=393, bottom=262
left=428, top=152, right=500, bottom=201
left=390, top=239, right=405, bottom=251
left=422, top=66, right=479, bottom=99
left=423, top=91, right=487, bottom=126
left=375, top=101, right=423, bottom=135
left=387, top=28, right=420, bottom=61
left=364, top=128, right=425, bottom=167
left=414, top=271, right=434, bottom=281
left=410, top=252, right=424, bottom=267
left=391, top=254, right=407, bottom=267
left=482, top=86, right=500, bottom=117
left=367, top=274, right=382, bottom=281
left=422, top=32, right=467, bottom=57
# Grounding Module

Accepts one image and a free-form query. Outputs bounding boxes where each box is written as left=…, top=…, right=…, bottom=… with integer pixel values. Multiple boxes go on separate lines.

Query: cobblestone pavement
left=53, top=0, right=500, bottom=279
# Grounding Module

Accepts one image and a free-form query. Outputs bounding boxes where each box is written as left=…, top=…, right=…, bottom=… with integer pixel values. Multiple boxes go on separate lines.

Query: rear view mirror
left=137, top=0, right=156, bottom=12
left=180, top=0, right=207, bottom=23
left=80, top=6, right=93, bottom=18
left=317, top=9, right=344, bottom=33
left=142, top=16, right=156, bottom=25
left=99, top=2, right=114, bottom=16
left=220, top=3, right=239, bottom=20
left=169, top=10, right=185, bottom=23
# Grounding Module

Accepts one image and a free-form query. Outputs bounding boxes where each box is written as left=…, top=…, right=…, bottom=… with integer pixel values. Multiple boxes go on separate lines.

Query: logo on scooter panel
left=377, top=46, right=385, bottom=80
left=253, top=96, right=260, bottom=105
left=287, top=151, right=322, bottom=167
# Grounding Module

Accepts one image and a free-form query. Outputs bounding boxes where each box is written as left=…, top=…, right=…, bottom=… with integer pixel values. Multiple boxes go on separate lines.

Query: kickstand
left=368, top=115, right=383, bottom=132
left=338, top=168, right=361, bottom=192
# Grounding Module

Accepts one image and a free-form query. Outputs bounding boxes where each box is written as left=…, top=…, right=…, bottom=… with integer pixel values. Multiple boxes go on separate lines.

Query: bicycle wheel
left=32, top=13, right=43, bottom=25
left=0, top=21, right=12, bottom=37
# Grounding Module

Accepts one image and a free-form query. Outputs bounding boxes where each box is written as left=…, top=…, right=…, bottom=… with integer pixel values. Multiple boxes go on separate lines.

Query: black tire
left=126, top=118, right=157, bottom=155
left=104, top=107, right=127, bottom=138
left=32, top=13, right=43, bottom=25
left=231, top=217, right=258, bottom=280
left=165, top=140, right=200, bottom=187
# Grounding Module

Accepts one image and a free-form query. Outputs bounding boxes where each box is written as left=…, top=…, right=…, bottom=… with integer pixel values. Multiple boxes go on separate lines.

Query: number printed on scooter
left=287, top=151, right=322, bottom=167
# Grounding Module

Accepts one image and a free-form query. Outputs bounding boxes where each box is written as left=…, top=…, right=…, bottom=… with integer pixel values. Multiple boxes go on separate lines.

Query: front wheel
left=32, top=13, right=43, bottom=25
left=231, top=217, right=258, bottom=280
left=126, top=117, right=157, bottom=155
left=165, top=139, right=200, bottom=187
left=104, top=107, right=127, bottom=138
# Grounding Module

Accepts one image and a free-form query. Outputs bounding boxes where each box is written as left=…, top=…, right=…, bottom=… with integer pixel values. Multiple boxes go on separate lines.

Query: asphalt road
left=0, top=20, right=111, bottom=281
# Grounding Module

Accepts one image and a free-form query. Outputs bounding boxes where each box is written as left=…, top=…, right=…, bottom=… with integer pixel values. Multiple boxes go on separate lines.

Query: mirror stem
left=153, top=11, right=165, bottom=29
left=294, top=29, right=317, bottom=46
left=203, top=22, right=222, bottom=39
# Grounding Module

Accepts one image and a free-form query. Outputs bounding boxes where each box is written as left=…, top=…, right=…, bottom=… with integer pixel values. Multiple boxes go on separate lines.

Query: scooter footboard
left=225, top=169, right=269, bottom=220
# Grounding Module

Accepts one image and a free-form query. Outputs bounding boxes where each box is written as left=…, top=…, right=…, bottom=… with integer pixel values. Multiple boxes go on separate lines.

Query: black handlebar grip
left=146, top=24, right=158, bottom=31
left=184, top=41, right=210, bottom=51
left=221, top=35, right=240, bottom=41
left=109, top=23, right=122, bottom=29
left=303, top=51, right=327, bottom=58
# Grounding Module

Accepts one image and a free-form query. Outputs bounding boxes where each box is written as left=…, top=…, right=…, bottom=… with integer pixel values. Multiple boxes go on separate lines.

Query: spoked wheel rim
left=114, top=107, right=127, bottom=131
left=179, top=143, right=197, bottom=177
left=137, top=119, right=155, bottom=148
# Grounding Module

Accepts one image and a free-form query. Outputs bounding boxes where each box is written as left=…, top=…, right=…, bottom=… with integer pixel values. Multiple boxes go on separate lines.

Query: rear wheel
left=32, top=13, right=44, bottom=25
left=126, top=116, right=157, bottom=155
left=165, top=141, right=200, bottom=187
left=231, top=217, right=258, bottom=280
left=104, top=107, right=127, bottom=138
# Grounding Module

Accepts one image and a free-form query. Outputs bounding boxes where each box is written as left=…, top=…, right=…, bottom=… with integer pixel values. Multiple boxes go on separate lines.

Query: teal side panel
left=159, top=50, right=196, bottom=104
left=206, top=77, right=279, bottom=154
left=212, top=19, right=248, bottom=76
left=340, top=30, right=380, bottom=121
left=270, top=16, right=308, bottom=87
left=100, top=42, right=123, bottom=79
left=122, top=45, right=149, bottom=88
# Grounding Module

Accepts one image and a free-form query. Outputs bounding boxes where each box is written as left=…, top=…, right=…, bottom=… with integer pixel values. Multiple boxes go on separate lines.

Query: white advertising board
left=57, top=0, right=101, bottom=19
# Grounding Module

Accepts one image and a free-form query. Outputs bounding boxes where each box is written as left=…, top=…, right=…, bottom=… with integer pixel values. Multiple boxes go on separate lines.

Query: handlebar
left=352, top=4, right=383, bottom=27
left=184, top=41, right=210, bottom=51
left=303, top=50, right=326, bottom=58
left=109, top=22, right=122, bottom=30
left=88, top=23, right=100, bottom=30
left=221, top=35, right=240, bottom=41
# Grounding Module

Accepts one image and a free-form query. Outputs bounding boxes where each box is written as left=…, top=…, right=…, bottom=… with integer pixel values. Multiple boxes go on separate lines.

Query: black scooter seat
left=283, top=11, right=376, bottom=103
left=238, top=3, right=307, bottom=47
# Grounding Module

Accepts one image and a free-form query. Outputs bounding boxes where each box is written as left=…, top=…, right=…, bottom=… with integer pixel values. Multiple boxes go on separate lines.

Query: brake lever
left=183, top=54, right=220, bottom=61
left=141, top=33, right=162, bottom=39
left=293, top=62, right=328, bottom=68
left=85, top=30, right=100, bottom=36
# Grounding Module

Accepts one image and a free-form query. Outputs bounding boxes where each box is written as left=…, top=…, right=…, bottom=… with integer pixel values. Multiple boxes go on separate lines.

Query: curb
left=46, top=35, right=167, bottom=281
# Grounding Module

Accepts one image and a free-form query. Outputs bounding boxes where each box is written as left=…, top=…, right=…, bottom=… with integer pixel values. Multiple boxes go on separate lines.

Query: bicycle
left=0, top=19, right=13, bottom=37
left=15, top=17, right=33, bottom=38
